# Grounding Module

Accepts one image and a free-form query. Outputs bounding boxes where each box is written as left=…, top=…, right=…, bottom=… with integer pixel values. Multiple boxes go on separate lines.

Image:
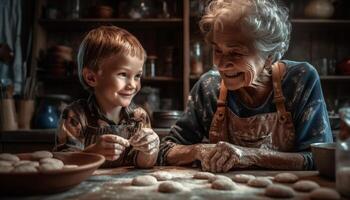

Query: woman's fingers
left=216, top=151, right=230, bottom=172
left=209, top=150, right=222, bottom=172
left=222, top=155, right=238, bottom=172
left=101, top=134, right=130, bottom=147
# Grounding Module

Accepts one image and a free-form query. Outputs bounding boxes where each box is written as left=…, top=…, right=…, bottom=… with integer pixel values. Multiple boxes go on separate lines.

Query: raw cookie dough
left=0, top=165, right=13, bottom=173
left=31, top=151, right=53, bottom=160
left=193, top=172, right=215, bottom=180
left=292, top=180, right=320, bottom=192
left=0, top=153, right=20, bottom=162
left=132, top=175, right=158, bottom=186
left=14, top=160, right=39, bottom=167
left=40, top=158, right=64, bottom=168
left=13, top=165, right=38, bottom=173
left=38, top=162, right=64, bottom=172
left=247, top=177, right=273, bottom=188
left=309, top=188, right=341, bottom=200
left=212, top=179, right=237, bottom=190
left=158, top=181, right=184, bottom=193
left=265, top=184, right=295, bottom=198
left=274, top=172, right=299, bottom=183
left=232, top=174, right=255, bottom=183
left=209, top=175, right=232, bottom=183
left=0, top=160, right=13, bottom=167
left=150, top=172, right=173, bottom=181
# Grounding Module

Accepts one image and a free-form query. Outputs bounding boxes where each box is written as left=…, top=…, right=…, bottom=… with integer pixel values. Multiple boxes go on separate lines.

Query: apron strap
left=271, top=62, right=288, bottom=120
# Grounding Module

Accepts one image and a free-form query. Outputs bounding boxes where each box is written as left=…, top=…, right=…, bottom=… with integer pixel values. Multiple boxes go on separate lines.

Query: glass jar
left=145, top=55, right=157, bottom=77
left=336, top=107, right=350, bottom=197
left=190, top=41, right=204, bottom=76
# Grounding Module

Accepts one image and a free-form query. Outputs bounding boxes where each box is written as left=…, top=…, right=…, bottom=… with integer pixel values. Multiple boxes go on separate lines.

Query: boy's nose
left=127, top=79, right=137, bottom=89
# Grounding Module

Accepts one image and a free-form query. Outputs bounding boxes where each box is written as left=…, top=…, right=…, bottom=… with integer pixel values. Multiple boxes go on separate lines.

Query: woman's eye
left=214, top=49, right=222, bottom=55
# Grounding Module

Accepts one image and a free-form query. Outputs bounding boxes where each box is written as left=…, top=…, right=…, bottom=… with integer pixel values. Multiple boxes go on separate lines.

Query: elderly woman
left=158, top=0, right=333, bottom=172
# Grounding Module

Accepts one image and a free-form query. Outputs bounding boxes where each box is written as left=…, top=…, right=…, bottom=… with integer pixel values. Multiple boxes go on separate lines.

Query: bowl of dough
left=310, top=142, right=336, bottom=179
left=0, top=151, right=105, bottom=195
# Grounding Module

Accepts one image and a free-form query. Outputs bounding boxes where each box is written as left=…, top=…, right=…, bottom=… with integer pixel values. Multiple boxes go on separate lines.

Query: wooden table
left=1, top=166, right=346, bottom=200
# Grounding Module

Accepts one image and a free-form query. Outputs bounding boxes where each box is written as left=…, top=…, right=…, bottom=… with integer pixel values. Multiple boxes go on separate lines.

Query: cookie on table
left=309, top=188, right=341, bottom=200
left=158, top=181, right=184, bottom=193
left=31, top=151, right=53, bottom=160
left=274, top=172, right=299, bottom=183
left=265, top=184, right=295, bottom=198
left=232, top=174, right=255, bottom=183
left=150, top=171, right=173, bottom=181
left=193, top=172, right=215, bottom=180
left=0, top=153, right=20, bottom=162
left=212, top=179, right=237, bottom=190
left=132, top=175, right=158, bottom=186
left=292, top=180, right=320, bottom=192
left=209, top=175, right=232, bottom=183
left=247, top=177, right=273, bottom=188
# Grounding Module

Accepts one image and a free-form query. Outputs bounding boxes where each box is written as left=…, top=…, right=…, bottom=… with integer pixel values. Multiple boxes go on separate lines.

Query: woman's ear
left=82, top=68, right=98, bottom=87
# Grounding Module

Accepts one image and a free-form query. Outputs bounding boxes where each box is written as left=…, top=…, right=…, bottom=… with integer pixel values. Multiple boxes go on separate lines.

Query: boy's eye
left=118, top=72, right=127, bottom=77
left=135, top=73, right=142, bottom=79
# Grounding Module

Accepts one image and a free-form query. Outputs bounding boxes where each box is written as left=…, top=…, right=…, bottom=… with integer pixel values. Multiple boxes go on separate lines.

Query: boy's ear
left=82, top=68, right=98, bottom=87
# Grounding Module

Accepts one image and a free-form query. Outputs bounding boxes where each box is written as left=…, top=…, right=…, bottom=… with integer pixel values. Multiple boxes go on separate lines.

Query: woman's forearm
left=166, top=144, right=200, bottom=166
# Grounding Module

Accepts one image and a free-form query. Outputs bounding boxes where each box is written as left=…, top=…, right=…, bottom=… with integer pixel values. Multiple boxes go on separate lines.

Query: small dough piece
left=158, top=181, right=184, bottom=193
left=265, top=184, right=295, bottom=198
left=13, top=165, right=38, bottom=173
left=274, top=172, right=299, bottom=183
left=63, top=165, right=79, bottom=169
left=132, top=175, right=158, bottom=186
left=14, top=160, right=39, bottom=168
left=150, top=172, right=173, bottom=181
left=232, top=174, right=255, bottom=183
left=193, top=172, right=215, bottom=180
left=40, top=158, right=64, bottom=168
left=38, top=162, right=63, bottom=172
left=0, top=165, right=13, bottom=173
left=293, top=180, right=320, bottom=192
left=31, top=151, right=53, bottom=160
left=0, top=153, right=19, bottom=162
left=309, top=188, right=341, bottom=200
left=0, top=160, right=13, bottom=167
left=212, top=179, right=237, bottom=190
left=209, top=175, right=232, bottom=183
left=247, top=177, right=273, bottom=188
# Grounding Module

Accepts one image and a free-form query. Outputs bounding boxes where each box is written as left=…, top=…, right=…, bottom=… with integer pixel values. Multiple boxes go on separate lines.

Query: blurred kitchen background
left=0, top=0, right=350, bottom=153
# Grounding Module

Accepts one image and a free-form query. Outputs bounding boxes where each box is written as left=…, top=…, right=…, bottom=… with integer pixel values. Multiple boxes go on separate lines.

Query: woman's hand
left=195, top=142, right=246, bottom=173
left=84, top=134, right=130, bottom=161
left=129, top=128, right=159, bottom=154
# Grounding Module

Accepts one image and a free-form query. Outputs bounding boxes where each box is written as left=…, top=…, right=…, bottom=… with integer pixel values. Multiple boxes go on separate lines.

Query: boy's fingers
left=132, top=134, right=158, bottom=147
left=102, top=135, right=130, bottom=147
left=101, top=141, right=125, bottom=150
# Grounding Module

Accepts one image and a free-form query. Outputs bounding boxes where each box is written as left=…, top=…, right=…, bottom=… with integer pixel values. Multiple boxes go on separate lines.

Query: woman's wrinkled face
left=212, top=25, right=266, bottom=91
left=94, top=54, right=144, bottom=108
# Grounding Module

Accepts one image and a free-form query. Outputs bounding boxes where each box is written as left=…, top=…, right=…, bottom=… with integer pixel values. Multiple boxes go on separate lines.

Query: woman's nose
left=219, top=60, right=234, bottom=69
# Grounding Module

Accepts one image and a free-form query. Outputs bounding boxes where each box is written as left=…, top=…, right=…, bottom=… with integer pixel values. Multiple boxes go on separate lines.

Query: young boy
left=54, top=26, right=159, bottom=168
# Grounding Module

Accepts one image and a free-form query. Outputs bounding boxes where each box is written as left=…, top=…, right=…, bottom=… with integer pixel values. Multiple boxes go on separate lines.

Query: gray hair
left=199, top=0, right=291, bottom=62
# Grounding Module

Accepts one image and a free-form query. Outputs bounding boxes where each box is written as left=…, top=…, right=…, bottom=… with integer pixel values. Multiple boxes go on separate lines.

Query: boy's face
left=86, top=54, right=144, bottom=109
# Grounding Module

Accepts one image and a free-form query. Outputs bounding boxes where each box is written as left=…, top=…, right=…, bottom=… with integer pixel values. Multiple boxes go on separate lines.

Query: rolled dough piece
left=13, top=165, right=38, bottom=173
left=40, top=158, right=64, bottom=168
left=212, top=179, right=237, bottom=190
left=132, top=175, right=158, bottom=186
left=274, top=172, right=299, bottom=183
left=265, top=184, right=295, bottom=198
left=38, top=162, right=63, bottom=172
left=31, top=151, right=53, bottom=160
left=0, top=160, right=13, bottom=167
left=0, top=165, right=13, bottom=173
left=14, top=160, right=39, bottom=167
left=232, top=174, right=255, bottom=183
left=158, top=181, right=184, bottom=193
left=309, top=188, right=341, bottom=200
left=0, top=153, right=19, bottom=162
left=247, top=177, right=273, bottom=188
left=292, top=180, right=320, bottom=192
left=193, top=172, right=215, bottom=180
left=150, top=172, right=173, bottom=181
left=209, top=175, right=232, bottom=183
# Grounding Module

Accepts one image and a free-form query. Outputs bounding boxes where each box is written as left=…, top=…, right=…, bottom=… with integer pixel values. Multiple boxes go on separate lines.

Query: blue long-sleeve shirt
left=159, top=60, right=333, bottom=170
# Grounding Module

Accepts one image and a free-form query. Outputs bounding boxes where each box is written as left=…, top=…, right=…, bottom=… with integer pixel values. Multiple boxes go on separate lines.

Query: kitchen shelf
left=291, top=19, right=350, bottom=30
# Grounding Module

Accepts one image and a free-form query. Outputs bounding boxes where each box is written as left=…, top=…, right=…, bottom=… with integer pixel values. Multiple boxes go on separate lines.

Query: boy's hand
left=129, top=128, right=159, bottom=154
left=85, top=134, right=130, bottom=161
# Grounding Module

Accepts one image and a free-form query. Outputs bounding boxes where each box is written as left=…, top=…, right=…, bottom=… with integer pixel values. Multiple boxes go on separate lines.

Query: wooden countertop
left=2, top=166, right=344, bottom=200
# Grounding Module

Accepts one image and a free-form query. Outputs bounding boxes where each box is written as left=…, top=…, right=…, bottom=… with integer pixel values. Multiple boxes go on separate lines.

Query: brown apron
left=209, top=62, right=295, bottom=152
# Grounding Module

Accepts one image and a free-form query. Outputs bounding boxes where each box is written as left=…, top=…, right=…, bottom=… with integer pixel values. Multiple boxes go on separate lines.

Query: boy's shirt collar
left=87, top=94, right=119, bottom=125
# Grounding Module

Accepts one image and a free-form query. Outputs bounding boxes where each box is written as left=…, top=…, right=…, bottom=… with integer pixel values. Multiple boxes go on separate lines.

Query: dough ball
left=13, top=165, right=38, bottom=173
left=193, top=172, right=215, bottom=180
left=247, top=177, right=273, bottom=188
left=0, top=165, right=13, bottom=173
left=232, top=174, right=255, bottom=183
left=150, top=172, right=173, bottom=181
left=63, top=165, right=79, bottom=169
left=40, top=158, right=64, bottom=168
left=158, top=181, right=184, bottom=193
left=309, top=188, right=341, bottom=200
left=274, top=172, right=299, bottom=183
left=0, top=160, right=13, bottom=167
left=14, top=160, right=39, bottom=168
left=31, top=151, right=53, bottom=160
left=265, top=184, right=295, bottom=198
left=292, top=180, right=320, bottom=192
left=209, top=175, right=232, bottom=183
left=132, top=175, right=158, bottom=186
left=0, top=153, right=19, bottom=162
left=38, top=162, right=63, bottom=172
left=212, top=179, right=237, bottom=190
